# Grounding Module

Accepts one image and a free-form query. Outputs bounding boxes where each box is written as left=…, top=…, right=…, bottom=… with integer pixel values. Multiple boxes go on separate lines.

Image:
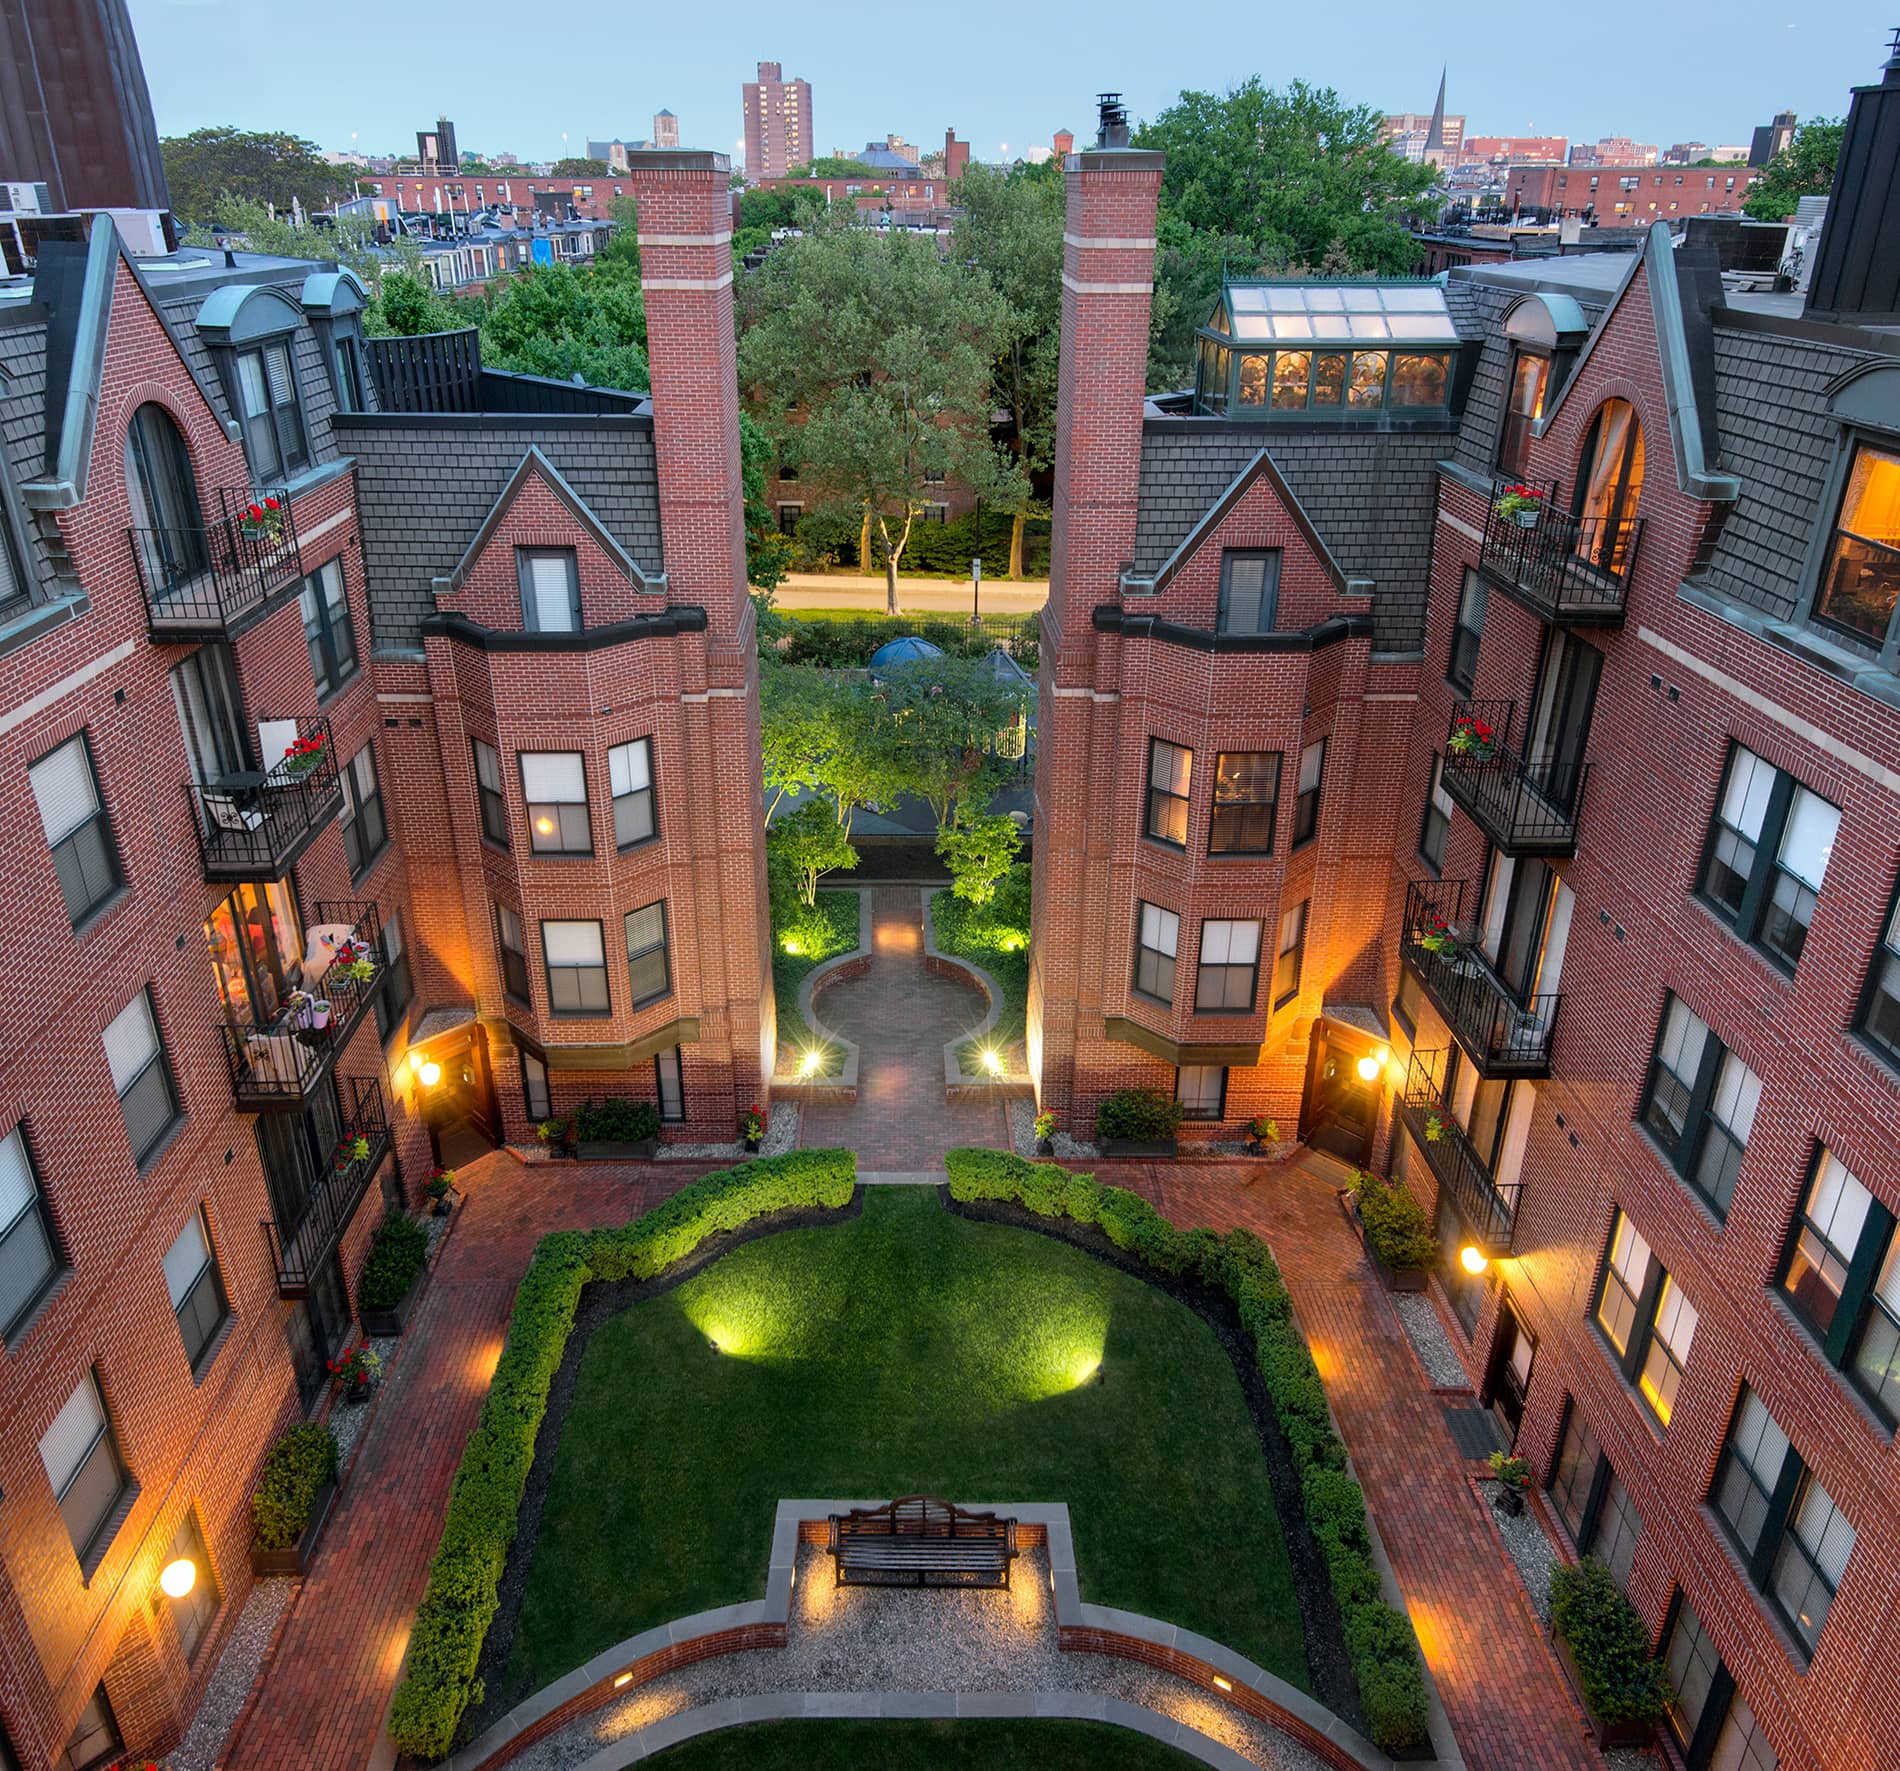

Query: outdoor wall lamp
left=417, top=1060, right=442, bottom=1087
left=159, top=1557, right=197, bottom=1599
left=1460, top=1244, right=1490, bottom=1275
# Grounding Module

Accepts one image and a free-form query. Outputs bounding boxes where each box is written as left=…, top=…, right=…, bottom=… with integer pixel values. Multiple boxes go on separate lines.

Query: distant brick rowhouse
left=1032, top=62, right=1900, bottom=1771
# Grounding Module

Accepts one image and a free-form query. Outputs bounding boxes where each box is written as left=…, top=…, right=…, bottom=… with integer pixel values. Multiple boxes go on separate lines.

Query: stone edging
left=917, top=886, right=1033, bottom=1097
left=776, top=886, right=871, bottom=1102
left=446, top=1500, right=1426, bottom=1771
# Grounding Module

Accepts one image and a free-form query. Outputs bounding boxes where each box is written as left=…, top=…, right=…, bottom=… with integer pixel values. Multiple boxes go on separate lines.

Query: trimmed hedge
left=575, top=1097, right=663, bottom=1144
left=357, top=1213, right=429, bottom=1310
left=1550, top=1557, right=1671, bottom=1726
left=1350, top=1171, right=1439, bottom=1273
left=945, top=1148, right=1431, bottom=1756
left=1095, top=1086, right=1185, bottom=1142
left=252, top=1424, right=338, bottom=1552
left=387, top=1149, right=857, bottom=1760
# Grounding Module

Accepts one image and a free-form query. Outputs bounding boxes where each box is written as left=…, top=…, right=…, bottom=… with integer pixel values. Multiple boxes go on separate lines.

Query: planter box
left=358, top=1265, right=424, bottom=1337
left=1552, top=1622, right=1658, bottom=1751
left=1100, top=1136, right=1178, bottom=1159
left=1349, top=1201, right=1429, bottom=1291
left=248, top=1478, right=337, bottom=1578
left=577, top=1138, right=659, bottom=1161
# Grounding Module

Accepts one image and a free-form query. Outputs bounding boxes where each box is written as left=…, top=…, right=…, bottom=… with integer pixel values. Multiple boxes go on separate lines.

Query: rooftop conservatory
left=1193, top=279, right=1462, bottom=420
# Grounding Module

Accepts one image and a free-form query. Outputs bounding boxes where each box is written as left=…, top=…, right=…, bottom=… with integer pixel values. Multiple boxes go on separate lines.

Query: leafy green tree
left=363, top=269, right=480, bottom=337
left=598, top=196, right=642, bottom=277
left=768, top=798, right=859, bottom=905
left=161, top=127, right=353, bottom=223
left=477, top=262, right=649, bottom=388
left=741, top=413, right=795, bottom=594
left=936, top=809, right=1023, bottom=908
left=737, top=222, right=1028, bottom=612
left=878, top=654, right=1030, bottom=826
left=785, top=158, right=877, bottom=179
left=1743, top=119, right=1843, bottom=221
left=760, top=670, right=904, bottom=832
left=551, top=157, right=610, bottom=178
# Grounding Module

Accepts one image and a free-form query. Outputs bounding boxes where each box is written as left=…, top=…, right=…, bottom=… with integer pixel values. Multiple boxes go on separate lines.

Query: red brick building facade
left=1502, top=161, right=1759, bottom=220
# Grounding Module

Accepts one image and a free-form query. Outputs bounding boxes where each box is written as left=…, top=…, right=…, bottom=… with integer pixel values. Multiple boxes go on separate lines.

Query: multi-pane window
left=520, top=752, right=592, bottom=854
left=1858, top=886, right=1900, bottom=1067
left=375, top=909, right=414, bottom=1042
left=163, top=1208, right=228, bottom=1375
left=542, top=920, right=609, bottom=1015
left=340, top=744, right=388, bottom=879
left=1176, top=1064, right=1226, bottom=1120
left=520, top=1048, right=551, bottom=1122
left=1772, top=1473, right=1855, bottom=1658
left=1418, top=753, right=1453, bottom=871
left=59, top=1686, right=122, bottom=1771
left=1661, top=1593, right=1723, bottom=1759
left=517, top=547, right=581, bottom=632
left=1447, top=569, right=1486, bottom=693
left=1496, top=351, right=1550, bottom=479
left=1292, top=738, right=1326, bottom=847
left=0, top=1126, right=59, bottom=1342
left=1595, top=1211, right=1652, bottom=1357
left=1209, top=752, right=1278, bottom=854
left=233, top=339, right=308, bottom=481
left=1549, top=1401, right=1602, bottom=1543
left=30, top=735, right=122, bottom=926
left=1779, top=1148, right=1900, bottom=1422
left=625, top=902, right=671, bottom=1006
left=1710, top=1693, right=1778, bottom=1771
left=1698, top=745, right=1840, bottom=971
left=1641, top=995, right=1761, bottom=1218
left=472, top=739, right=509, bottom=846
left=609, top=739, right=656, bottom=848
left=494, top=903, right=532, bottom=1004
left=165, top=1510, right=220, bottom=1664
left=299, top=558, right=357, bottom=698
left=1273, top=900, right=1307, bottom=1009
left=1593, top=1209, right=1698, bottom=1427
left=1641, top=1277, right=1699, bottom=1427
left=1217, top=549, right=1280, bottom=634
left=1593, top=1471, right=1642, bottom=1590
left=331, top=332, right=366, bottom=413
left=1145, top=739, right=1191, bottom=847
left=1392, top=965, right=1423, bottom=1037
left=655, top=1046, right=685, bottom=1121
left=39, top=1372, right=130, bottom=1565
left=1195, top=919, right=1260, bottom=1012
left=104, top=989, right=179, bottom=1169
left=1814, top=441, right=1900, bottom=648
left=1132, top=903, right=1179, bottom=1004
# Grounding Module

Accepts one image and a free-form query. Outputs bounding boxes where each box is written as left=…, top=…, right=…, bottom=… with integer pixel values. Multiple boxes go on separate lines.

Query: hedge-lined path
left=1092, top=1153, right=1600, bottom=1771
left=797, top=887, right=1010, bottom=1168
left=221, top=1152, right=718, bottom=1771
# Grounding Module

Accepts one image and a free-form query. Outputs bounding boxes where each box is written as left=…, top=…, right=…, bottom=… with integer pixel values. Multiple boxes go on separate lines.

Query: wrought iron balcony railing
left=221, top=900, right=386, bottom=1112
left=261, top=1077, right=391, bottom=1297
left=1479, top=477, right=1641, bottom=626
left=188, top=716, right=343, bottom=882
left=1399, top=879, right=1559, bottom=1078
left=128, top=487, right=303, bottom=638
left=1441, top=699, right=1589, bottom=858
left=1397, top=1050, right=1521, bottom=1252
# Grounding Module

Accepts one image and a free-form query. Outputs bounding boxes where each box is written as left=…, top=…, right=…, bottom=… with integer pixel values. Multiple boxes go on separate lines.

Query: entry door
left=1486, top=1295, right=1536, bottom=1444
left=1491, top=858, right=1555, bottom=1004
left=1525, top=632, right=1601, bottom=811
left=428, top=1030, right=502, bottom=1167
left=1301, top=1032, right=1376, bottom=1166
left=288, top=1253, right=352, bottom=1408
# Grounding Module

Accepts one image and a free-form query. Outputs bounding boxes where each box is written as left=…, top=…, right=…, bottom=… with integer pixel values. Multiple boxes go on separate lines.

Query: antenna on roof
left=1096, top=93, right=1129, bottom=150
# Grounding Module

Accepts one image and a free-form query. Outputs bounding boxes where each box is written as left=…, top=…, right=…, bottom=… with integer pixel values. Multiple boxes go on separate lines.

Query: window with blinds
left=625, top=902, right=671, bottom=1005
left=29, top=735, right=122, bottom=926
left=163, top=1208, right=227, bottom=1374
left=103, top=989, right=178, bottom=1167
left=542, top=919, right=609, bottom=1015
left=1698, top=744, right=1841, bottom=973
left=39, top=1372, right=129, bottom=1564
left=520, top=751, right=592, bottom=853
left=517, top=548, right=581, bottom=632
left=609, top=738, right=656, bottom=847
left=0, top=1125, right=59, bottom=1342
left=234, top=340, right=308, bottom=480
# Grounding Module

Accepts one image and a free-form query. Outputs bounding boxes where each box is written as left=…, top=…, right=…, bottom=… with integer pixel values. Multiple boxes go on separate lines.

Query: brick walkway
left=798, top=886, right=1010, bottom=1168
left=221, top=1152, right=711, bottom=1771
left=1094, top=1153, right=1602, bottom=1771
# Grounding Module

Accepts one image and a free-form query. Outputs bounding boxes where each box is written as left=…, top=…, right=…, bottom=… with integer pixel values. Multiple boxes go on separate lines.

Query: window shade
left=609, top=740, right=651, bottom=796
left=1779, top=788, right=1840, bottom=889
left=1712, top=1054, right=1762, bottom=1138
left=39, top=1375, right=106, bottom=1495
left=1657, top=999, right=1710, bottom=1076
left=102, top=994, right=158, bottom=1093
left=1139, top=904, right=1177, bottom=956
left=0, top=1127, right=35, bottom=1223
left=1808, top=1152, right=1872, bottom=1253
left=542, top=921, right=603, bottom=965
left=1298, top=740, right=1325, bottom=793
left=1733, top=1389, right=1790, bottom=1486
left=529, top=554, right=576, bottom=631
left=265, top=342, right=295, bottom=406
left=1199, top=920, right=1259, bottom=964
left=29, top=739, right=99, bottom=845
left=1721, top=748, right=1773, bottom=838
left=1794, top=1480, right=1856, bottom=1585
left=521, top=753, right=584, bottom=801
left=162, top=1212, right=210, bottom=1309
left=625, top=904, right=665, bottom=953
left=237, top=353, right=270, bottom=418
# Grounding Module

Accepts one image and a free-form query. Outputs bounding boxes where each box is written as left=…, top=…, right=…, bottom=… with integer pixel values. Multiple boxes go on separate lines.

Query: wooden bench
left=827, top=1495, right=1018, bottom=1589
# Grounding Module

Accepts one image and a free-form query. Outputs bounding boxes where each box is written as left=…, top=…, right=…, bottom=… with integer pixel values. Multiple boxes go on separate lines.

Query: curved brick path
left=797, top=886, right=1010, bottom=1168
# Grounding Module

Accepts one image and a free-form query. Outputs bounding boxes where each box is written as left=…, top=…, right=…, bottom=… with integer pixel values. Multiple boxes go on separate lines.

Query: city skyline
left=125, top=0, right=1863, bottom=171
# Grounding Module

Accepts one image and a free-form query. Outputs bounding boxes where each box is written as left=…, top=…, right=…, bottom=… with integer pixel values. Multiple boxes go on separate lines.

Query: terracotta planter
left=359, top=1264, right=424, bottom=1336
left=1100, top=1136, right=1178, bottom=1159
left=249, top=1478, right=337, bottom=1577
left=1552, top=1622, right=1658, bottom=1751
left=577, top=1137, right=660, bottom=1161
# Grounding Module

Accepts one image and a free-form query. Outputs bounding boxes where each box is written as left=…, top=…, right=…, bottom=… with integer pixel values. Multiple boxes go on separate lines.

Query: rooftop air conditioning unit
left=0, top=182, right=53, bottom=215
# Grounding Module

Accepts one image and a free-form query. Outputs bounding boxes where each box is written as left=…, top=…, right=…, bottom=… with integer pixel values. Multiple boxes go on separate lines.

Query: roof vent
left=1096, top=93, right=1130, bottom=150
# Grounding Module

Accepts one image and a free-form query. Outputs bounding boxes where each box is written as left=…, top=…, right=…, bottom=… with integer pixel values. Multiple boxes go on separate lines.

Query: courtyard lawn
left=647, top=1719, right=1197, bottom=1768
left=770, top=888, right=859, bottom=1074
left=504, top=1187, right=1305, bottom=1704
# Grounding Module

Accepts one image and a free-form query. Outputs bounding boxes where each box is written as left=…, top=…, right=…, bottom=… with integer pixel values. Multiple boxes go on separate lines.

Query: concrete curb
left=919, top=886, right=1034, bottom=1098
left=773, top=886, right=871, bottom=1102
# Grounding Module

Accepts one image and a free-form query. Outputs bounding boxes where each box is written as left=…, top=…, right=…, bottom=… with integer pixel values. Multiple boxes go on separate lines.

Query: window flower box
left=575, top=1096, right=661, bottom=1160
left=1494, top=484, right=1545, bottom=529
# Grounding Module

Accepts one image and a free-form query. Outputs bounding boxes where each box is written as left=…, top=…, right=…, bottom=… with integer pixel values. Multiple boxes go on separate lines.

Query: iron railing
left=1478, top=476, right=1642, bottom=626
left=1399, top=879, right=1560, bottom=1077
left=1441, top=698, right=1589, bottom=857
left=221, top=900, right=387, bottom=1111
left=1398, top=1050, right=1521, bottom=1252
left=188, top=716, right=343, bottom=881
left=261, top=1077, right=391, bottom=1296
left=128, top=487, right=302, bottom=637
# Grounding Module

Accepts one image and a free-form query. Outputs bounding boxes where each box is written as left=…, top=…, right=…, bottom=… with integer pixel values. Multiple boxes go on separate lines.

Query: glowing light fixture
left=159, top=1558, right=197, bottom=1600
left=408, top=1050, right=427, bottom=1074
left=982, top=1046, right=1004, bottom=1076
left=782, top=936, right=801, bottom=954
left=1356, top=1053, right=1382, bottom=1082
left=799, top=1049, right=822, bottom=1077
left=534, top=814, right=556, bottom=836
left=1212, top=1675, right=1233, bottom=1693
left=418, top=1060, right=442, bottom=1087
left=1460, top=1244, right=1490, bottom=1275
left=613, top=1671, right=633, bottom=1689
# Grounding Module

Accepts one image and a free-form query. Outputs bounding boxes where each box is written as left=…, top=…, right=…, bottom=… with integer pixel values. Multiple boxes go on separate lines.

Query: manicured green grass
left=505, top=1188, right=1304, bottom=1704
left=647, top=1719, right=1197, bottom=1768
left=931, top=890, right=1029, bottom=1069
left=770, top=889, right=859, bottom=1075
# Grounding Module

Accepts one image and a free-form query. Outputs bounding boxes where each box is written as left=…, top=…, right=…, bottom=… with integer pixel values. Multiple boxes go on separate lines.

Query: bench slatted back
left=830, top=1494, right=1014, bottom=1546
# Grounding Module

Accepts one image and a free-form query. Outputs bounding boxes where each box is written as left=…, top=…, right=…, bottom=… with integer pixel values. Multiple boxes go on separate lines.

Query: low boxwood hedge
left=1550, top=1556, right=1671, bottom=1726
left=1094, top=1085, right=1185, bottom=1143
left=386, top=1148, right=856, bottom=1760
left=357, top=1213, right=430, bottom=1310
left=945, top=1148, right=1431, bottom=1757
left=252, top=1423, right=339, bottom=1552
left=575, top=1097, right=663, bottom=1144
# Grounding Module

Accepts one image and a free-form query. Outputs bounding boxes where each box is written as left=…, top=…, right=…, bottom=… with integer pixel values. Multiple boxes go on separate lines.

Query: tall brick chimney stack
left=621, top=151, right=749, bottom=643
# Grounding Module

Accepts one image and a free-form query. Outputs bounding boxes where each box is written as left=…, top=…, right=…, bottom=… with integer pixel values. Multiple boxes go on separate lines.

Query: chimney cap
left=1097, top=93, right=1131, bottom=149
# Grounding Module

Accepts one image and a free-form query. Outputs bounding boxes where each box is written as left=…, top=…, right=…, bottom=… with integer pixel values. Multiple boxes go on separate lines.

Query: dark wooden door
left=1301, top=1033, right=1376, bottom=1166
left=1486, top=1294, right=1536, bottom=1444
left=427, top=1029, right=501, bottom=1167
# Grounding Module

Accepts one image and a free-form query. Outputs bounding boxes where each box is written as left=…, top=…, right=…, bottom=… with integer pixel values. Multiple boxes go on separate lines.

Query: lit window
left=1210, top=752, right=1279, bottom=855
left=1145, top=739, right=1191, bottom=847
left=1780, top=1147, right=1900, bottom=1423
left=1595, top=1210, right=1652, bottom=1357
left=1814, top=443, right=1900, bottom=647
left=1638, top=1276, right=1699, bottom=1426
left=520, top=752, right=592, bottom=854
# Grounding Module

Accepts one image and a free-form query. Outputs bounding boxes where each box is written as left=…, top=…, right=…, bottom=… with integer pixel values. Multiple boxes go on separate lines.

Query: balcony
left=1478, top=478, right=1641, bottom=627
left=188, top=717, right=343, bottom=883
left=129, top=487, right=303, bottom=639
left=1397, top=1050, right=1521, bottom=1252
left=1399, top=880, right=1559, bottom=1078
left=221, top=900, right=386, bottom=1112
left=261, top=1077, right=391, bottom=1297
left=1440, top=699, right=1588, bottom=858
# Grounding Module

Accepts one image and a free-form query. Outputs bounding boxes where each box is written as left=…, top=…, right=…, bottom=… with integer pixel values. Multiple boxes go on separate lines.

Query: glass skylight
left=1213, top=281, right=1459, bottom=344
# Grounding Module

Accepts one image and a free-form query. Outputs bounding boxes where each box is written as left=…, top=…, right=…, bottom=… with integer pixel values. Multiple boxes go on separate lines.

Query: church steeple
left=1424, top=65, right=1449, bottom=164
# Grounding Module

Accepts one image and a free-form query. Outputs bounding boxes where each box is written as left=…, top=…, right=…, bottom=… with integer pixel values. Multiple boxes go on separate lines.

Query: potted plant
left=1494, top=483, right=1544, bottom=529
left=1348, top=1171, right=1438, bottom=1291
left=1424, top=1109, right=1447, bottom=1143
left=1549, top=1558, right=1671, bottom=1749
left=424, top=1167, right=455, bottom=1216
left=536, top=1114, right=576, bottom=1160
left=1447, top=711, right=1498, bottom=761
left=288, top=991, right=333, bottom=1032
left=280, top=730, right=328, bottom=775
left=575, top=1096, right=663, bottom=1160
left=328, top=1343, right=381, bottom=1403
left=358, top=1214, right=430, bottom=1333
left=249, top=1424, right=339, bottom=1577
left=739, top=1104, right=766, bottom=1153
left=335, top=1133, right=371, bottom=1171
left=237, top=495, right=285, bottom=543
left=1488, top=1451, right=1533, bottom=1516
left=1033, top=1109, right=1057, bottom=1157
left=1417, top=912, right=1458, bottom=956
left=1246, top=1114, right=1280, bottom=1155
left=1094, top=1085, right=1184, bottom=1159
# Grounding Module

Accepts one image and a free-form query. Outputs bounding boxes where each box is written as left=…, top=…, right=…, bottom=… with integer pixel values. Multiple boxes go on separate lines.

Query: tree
left=737, top=223, right=1027, bottom=612
left=937, top=809, right=1023, bottom=908
left=741, top=413, right=795, bottom=595
left=477, top=262, right=649, bottom=389
left=759, top=670, right=904, bottom=833
left=185, top=198, right=412, bottom=290
left=551, top=157, right=610, bottom=178
left=162, top=127, right=353, bottom=224
left=785, top=158, right=877, bottom=179
left=768, top=798, right=858, bottom=906
left=878, top=654, right=1029, bottom=826
left=1743, top=119, right=1843, bottom=222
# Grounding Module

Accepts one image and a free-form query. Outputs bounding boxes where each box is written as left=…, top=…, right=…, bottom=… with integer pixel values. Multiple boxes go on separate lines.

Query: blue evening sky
left=127, top=0, right=1880, bottom=169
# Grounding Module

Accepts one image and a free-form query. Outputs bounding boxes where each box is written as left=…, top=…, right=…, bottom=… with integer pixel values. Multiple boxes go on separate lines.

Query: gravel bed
left=1006, top=1099, right=1100, bottom=1161
left=505, top=1545, right=1328, bottom=1771
left=167, top=1575, right=298, bottom=1770
left=657, top=1101, right=800, bottom=1162
left=1389, top=1291, right=1471, bottom=1390
left=1476, top=1479, right=1560, bottom=1623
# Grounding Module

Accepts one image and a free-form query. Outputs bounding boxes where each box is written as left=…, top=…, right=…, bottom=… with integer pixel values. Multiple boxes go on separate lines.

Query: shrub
left=386, top=1150, right=857, bottom=1760
left=1350, top=1172, right=1439, bottom=1273
left=357, top=1213, right=429, bottom=1310
left=1095, top=1086, right=1185, bottom=1142
left=1551, top=1558, right=1672, bottom=1726
left=574, top=1098, right=662, bottom=1144
left=251, top=1425, right=338, bottom=1551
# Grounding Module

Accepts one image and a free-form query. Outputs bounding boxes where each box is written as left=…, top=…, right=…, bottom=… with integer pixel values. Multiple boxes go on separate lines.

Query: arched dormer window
left=1497, top=293, right=1589, bottom=477
left=125, top=403, right=208, bottom=596
left=301, top=269, right=374, bottom=416
left=1575, top=399, right=1644, bottom=576
left=195, top=283, right=311, bottom=486
left=1805, top=363, right=1900, bottom=660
